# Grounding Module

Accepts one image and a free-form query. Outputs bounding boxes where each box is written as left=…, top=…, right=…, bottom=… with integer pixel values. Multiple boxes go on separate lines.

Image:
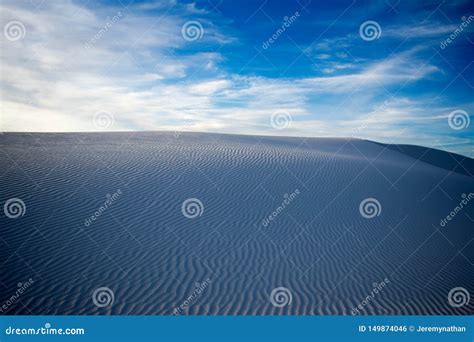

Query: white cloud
left=383, top=23, right=460, bottom=39
left=0, top=0, right=471, bottom=156
left=189, top=79, right=231, bottom=95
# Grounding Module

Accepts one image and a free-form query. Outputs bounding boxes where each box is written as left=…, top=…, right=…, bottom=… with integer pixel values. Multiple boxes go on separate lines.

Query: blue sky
left=1, top=0, right=473, bottom=156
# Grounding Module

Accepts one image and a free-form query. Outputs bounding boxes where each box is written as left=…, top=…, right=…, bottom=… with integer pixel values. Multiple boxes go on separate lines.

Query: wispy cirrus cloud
left=383, top=23, right=461, bottom=38
left=0, top=0, right=472, bottom=157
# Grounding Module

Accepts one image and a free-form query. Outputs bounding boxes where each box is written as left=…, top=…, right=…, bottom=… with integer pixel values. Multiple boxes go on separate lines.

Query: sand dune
left=0, top=132, right=472, bottom=315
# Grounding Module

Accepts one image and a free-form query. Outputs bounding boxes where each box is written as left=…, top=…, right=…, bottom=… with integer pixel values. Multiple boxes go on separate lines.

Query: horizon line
left=1, top=130, right=472, bottom=159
